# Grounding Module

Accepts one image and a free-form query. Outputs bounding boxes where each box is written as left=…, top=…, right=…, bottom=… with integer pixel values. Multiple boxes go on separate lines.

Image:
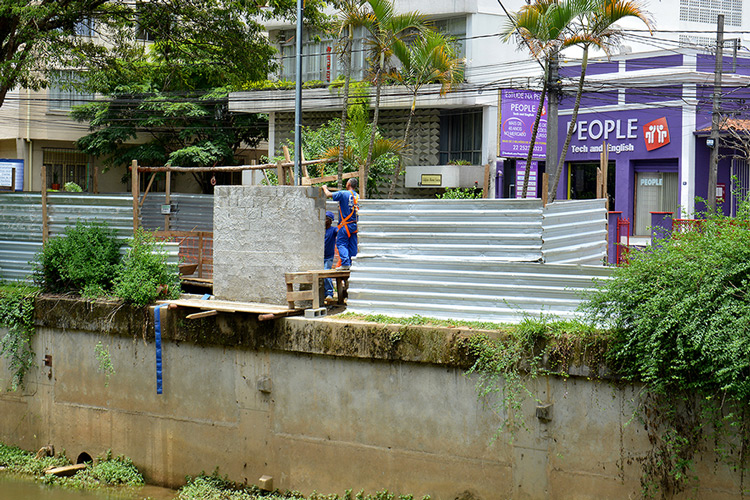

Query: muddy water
left=0, top=473, right=177, bottom=500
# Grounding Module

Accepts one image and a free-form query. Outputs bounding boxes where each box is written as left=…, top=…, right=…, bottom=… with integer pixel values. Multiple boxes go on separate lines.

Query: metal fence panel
left=542, top=199, right=608, bottom=265
left=0, top=192, right=136, bottom=282
left=347, top=198, right=612, bottom=324
left=141, top=193, right=214, bottom=231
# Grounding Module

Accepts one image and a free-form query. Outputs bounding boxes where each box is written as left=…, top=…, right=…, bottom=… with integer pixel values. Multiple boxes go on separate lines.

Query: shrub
left=436, top=187, right=482, bottom=199
left=582, top=203, right=750, bottom=401
left=112, top=230, right=180, bottom=306
left=0, top=285, right=38, bottom=390
left=34, top=221, right=121, bottom=295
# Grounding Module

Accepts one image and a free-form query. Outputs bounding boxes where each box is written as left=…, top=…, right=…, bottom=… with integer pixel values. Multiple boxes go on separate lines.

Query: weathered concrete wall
left=213, top=185, right=325, bottom=304
left=0, top=297, right=744, bottom=499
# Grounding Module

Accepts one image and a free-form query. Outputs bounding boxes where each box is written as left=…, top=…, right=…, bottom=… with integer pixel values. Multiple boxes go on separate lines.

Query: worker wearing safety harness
left=322, top=178, right=359, bottom=270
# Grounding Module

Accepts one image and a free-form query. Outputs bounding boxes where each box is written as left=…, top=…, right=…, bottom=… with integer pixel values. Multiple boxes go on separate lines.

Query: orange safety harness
left=337, top=189, right=359, bottom=237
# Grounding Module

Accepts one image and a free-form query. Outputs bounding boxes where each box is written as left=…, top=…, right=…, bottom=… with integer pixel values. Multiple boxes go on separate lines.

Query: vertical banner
left=515, top=160, right=539, bottom=198
left=498, top=90, right=547, bottom=160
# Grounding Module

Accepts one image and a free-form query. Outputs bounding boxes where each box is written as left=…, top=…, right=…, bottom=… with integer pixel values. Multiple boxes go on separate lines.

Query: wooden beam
left=542, top=173, right=549, bottom=206
left=301, top=171, right=359, bottom=186
left=164, top=171, right=171, bottom=231
left=482, top=163, right=491, bottom=198
left=139, top=172, right=157, bottom=208
left=135, top=158, right=334, bottom=173
left=186, top=309, right=219, bottom=320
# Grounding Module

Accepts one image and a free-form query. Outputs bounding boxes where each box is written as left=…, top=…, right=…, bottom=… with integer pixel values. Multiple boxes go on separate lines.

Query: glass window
left=48, top=71, right=95, bottom=112
left=634, top=171, right=679, bottom=235
left=43, top=149, right=90, bottom=191
left=279, top=28, right=367, bottom=83
left=439, top=110, right=482, bottom=165
left=567, top=161, right=616, bottom=209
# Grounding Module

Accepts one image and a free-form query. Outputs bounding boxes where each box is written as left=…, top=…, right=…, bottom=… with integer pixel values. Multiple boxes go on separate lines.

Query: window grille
left=438, top=110, right=482, bottom=165
left=43, top=149, right=91, bottom=191
left=679, top=0, right=742, bottom=26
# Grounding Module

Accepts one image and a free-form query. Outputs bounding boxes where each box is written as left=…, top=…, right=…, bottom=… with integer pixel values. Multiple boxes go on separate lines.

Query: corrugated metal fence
left=0, top=192, right=179, bottom=283
left=347, top=198, right=613, bottom=324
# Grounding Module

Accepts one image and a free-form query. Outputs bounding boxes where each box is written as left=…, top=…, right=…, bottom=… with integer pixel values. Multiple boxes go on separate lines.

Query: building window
left=48, top=71, right=95, bottom=111
left=679, top=0, right=742, bottom=26
left=279, top=28, right=366, bottom=83
left=567, top=161, right=616, bottom=209
left=634, top=171, right=679, bottom=235
left=43, top=149, right=90, bottom=191
left=74, top=18, right=95, bottom=37
left=439, top=110, right=482, bottom=165
left=433, top=17, right=467, bottom=60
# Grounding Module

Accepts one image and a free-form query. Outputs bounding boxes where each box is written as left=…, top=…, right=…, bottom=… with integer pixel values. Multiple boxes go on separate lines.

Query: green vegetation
left=340, top=312, right=512, bottom=331
left=581, top=202, right=750, bottom=496
left=33, top=221, right=121, bottom=296
left=113, top=230, right=181, bottom=306
left=436, top=187, right=482, bottom=199
left=0, top=444, right=143, bottom=488
left=178, top=471, right=429, bottom=500
left=0, top=284, right=39, bottom=390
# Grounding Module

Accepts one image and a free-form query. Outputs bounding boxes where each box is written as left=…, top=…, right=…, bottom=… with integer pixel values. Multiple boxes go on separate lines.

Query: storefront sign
left=0, top=159, right=23, bottom=191
left=515, top=160, right=538, bottom=198
left=499, top=90, right=547, bottom=159
left=563, top=108, right=681, bottom=160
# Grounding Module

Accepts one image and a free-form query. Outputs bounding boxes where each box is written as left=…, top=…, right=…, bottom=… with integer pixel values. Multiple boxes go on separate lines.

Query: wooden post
left=93, top=164, right=99, bottom=193
left=164, top=171, right=171, bottom=231
left=198, top=234, right=204, bottom=278
left=482, top=163, right=491, bottom=198
left=10, top=167, right=15, bottom=191
left=131, top=160, right=139, bottom=234
left=41, top=165, right=49, bottom=243
left=359, top=164, right=366, bottom=199
left=542, top=173, right=549, bottom=206
left=282, top=146, right=293, bottom=185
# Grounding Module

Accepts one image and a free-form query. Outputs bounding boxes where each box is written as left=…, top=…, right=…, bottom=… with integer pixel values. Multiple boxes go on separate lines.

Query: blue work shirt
left=324, top=226, right=338, bottom=260
left=332, top=189, right=358, bottom=226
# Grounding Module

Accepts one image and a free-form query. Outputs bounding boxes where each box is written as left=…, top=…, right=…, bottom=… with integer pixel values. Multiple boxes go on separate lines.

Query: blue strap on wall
left=154, top=304, right=166, bottom=395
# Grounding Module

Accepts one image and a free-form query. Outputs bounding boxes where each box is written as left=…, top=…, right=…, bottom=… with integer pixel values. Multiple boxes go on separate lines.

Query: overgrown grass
left=177, top=471, right=429, bottom=500
left=0, top=443, right=143, bottom=490
left=0, top=283, right=39, bottom=390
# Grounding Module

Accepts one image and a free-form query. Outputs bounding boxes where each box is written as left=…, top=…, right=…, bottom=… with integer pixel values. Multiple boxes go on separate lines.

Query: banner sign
left=515, top=160, right=538, bottom=198
left=499, top=89, right=547, bottom=160
left=0, top=159, right=23, bottom=191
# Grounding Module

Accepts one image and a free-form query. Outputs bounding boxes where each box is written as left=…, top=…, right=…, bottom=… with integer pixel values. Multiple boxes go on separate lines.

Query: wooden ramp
left=158, top=298, right=303, bottom=321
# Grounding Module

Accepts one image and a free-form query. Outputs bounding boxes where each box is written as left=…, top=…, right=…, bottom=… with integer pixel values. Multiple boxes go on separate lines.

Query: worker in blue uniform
left=322, top=178, right=359, bottom=270
left=323, top=211, right=338, bottom=301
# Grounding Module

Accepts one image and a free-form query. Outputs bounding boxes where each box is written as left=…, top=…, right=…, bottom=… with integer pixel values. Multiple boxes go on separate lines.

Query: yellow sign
left=421, top=174, right=442, bottom=186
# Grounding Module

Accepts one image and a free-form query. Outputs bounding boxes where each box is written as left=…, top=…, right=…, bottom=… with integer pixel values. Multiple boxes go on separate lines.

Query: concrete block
left=258, top=474, right=273, bottom=490
left=304, top=308, right=326, bottom=319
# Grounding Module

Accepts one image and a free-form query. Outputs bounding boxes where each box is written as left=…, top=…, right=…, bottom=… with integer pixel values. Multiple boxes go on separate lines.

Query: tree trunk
left=337, top=28, right=353, bottom=190
left=387, top=96, right=416, bottom=198
left=549, top=46, right=588, bottom=203
left=522, top=74, right=547, bottom=199
left=364, top=54, right=384, bottom=199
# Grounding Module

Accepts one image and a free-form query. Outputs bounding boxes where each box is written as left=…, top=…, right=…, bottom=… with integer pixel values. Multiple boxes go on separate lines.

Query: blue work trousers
left=336, top=224, right=358, bottom=267
left=324, top=257, right=334, bottom=298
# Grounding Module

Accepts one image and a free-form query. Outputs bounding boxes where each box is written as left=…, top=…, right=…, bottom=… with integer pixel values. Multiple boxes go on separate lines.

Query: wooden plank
left=258, top=309, right=305, bottom=321
left=139, top=172, right=157, bottom=208
left=136, top=159, right=334, bottom=173
left=287, top=290, right=313, bottom=301
left=277, top=161, right=286, bottom=185
left=302, top=171, right=359, bottom=186
left=45, top=464, right=87, bottom=477
left=159, top=299, right=291, bottom=314
left=311, top=272, right=320, bottom=309
left=542, top=173, right=549, bottom=206
left=285, top=273, right=314, bottom=284
left=186, top=309, right=219, bottom=319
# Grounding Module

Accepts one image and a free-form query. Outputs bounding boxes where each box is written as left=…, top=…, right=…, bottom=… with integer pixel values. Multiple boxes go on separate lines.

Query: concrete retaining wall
left=212, top=185, right=325, bottom=304
left=0, top=298, right=743, bottom=499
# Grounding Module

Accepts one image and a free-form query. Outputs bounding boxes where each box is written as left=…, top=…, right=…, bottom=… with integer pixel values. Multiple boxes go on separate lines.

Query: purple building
left=499, top=49, right=750, bottom=236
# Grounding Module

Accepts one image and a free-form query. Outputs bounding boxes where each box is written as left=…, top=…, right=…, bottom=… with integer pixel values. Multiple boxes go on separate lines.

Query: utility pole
left=293, top=0, right=303, bottom=185
left=546, top=52, right=559, bottom=201
left=708, top=14, right=724, bottom=211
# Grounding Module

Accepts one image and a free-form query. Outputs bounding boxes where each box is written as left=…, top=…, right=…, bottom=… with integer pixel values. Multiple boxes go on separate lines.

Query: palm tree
left=502, top=0, right=581, bottom=199
left=359, top=0, right=424, bottom=197
left=549, top=0, right=652, bottom=202
left=331, top=0, right=368, bottom=189
left=387, top=29, right=464, bottom=198
left=322, top=108, right=404, bottom=195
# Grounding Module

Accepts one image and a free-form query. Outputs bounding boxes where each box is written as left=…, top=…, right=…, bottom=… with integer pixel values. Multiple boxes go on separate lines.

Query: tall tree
left=502, top=0, right=581, bottom=198
left=0, top=0, right=328, bottom=110
left=388, top=29, right=464, bottom=198
left=331, top=0, right=368, bottom=189
left=358, top=0, right=424, bottom=197
left=548, top=0, right=652, bottom=202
